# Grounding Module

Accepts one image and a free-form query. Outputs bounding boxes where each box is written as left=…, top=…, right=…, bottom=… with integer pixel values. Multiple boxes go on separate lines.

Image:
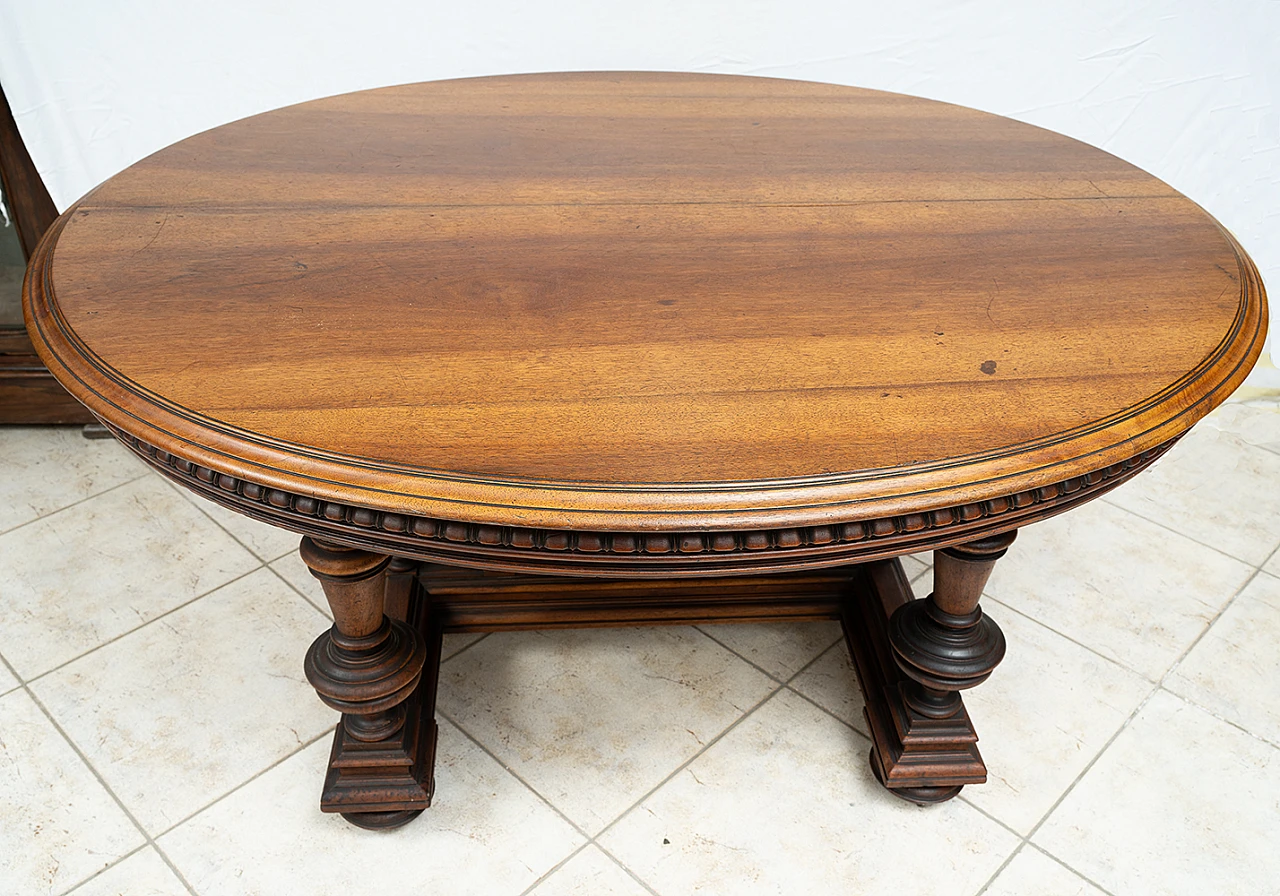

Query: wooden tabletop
left=25, top=72, right=1266, bottom=570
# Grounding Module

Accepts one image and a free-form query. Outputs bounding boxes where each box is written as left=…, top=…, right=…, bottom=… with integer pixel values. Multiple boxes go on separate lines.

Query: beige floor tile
left=441, top=632, right=487, bottom=662
left=911, top=566, right=933, bottom=598
left=901, top=552, right=931, bottom=580
left=788, top=641, right=868, bottom=736
left=173, top=485, right=301, bottom=561
left=0, top=659, right=18, bottom=696
left=696, top=620, right=842, bottom=680
left=987, top=500, right=1253, bottom=680
left=0, top=427, right=145, bottom=535
left=438, top=627, right=776, bottom=834
left=599, top=689, right=1019, bottom=895
left=1263, top=547, right=1280, bottom=578
left=158, top=723, right=584, bottom=895
left=1207, top=400, right=1280, bottom=457
left=1035, top=690, right=1280, bottom=896
left=784, top=561, right=953, bottom=737
left=64, top=848, right=188, bottom=896
left=0, top=690, right=143, bottom=895
left=1104, top=420, right=1280, bottom=565
left=529, top=846, right=651, bottom=896
left=961, top=599, right=1153, bottom=834
left=31, top=568, right=334, bottom=834
left=0, top=476, right=260, bottom=679
left=1166, top=571, right=1280, bottom=747
left=983, top=846, right=1106, bottom=896
left=268, top=551, right=330, bottom=617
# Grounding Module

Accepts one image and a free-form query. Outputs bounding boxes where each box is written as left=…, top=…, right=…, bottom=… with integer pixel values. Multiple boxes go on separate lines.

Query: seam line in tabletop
left=76, top=192, right=1184, bottom=213
left=38, top=203, right=1261, bottom=496
left=28, top=200, right=1265, bottom=524
left=38, top=283, right=1258, bottom=494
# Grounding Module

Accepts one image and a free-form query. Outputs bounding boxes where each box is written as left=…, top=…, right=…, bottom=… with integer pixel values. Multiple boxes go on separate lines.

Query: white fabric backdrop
left=2, top=0, right=1276, bottom=379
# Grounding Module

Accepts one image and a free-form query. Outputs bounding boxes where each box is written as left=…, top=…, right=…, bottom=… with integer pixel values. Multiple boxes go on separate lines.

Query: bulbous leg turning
left=300, top=537, right=437, bottom=829
left=847, top=532, right=1017, bottom=805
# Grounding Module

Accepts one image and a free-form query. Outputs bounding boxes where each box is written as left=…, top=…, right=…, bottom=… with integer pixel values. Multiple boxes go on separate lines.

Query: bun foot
left=869, top=748, right=963, bottom=805
left=341, top=808, right=425, bottom=830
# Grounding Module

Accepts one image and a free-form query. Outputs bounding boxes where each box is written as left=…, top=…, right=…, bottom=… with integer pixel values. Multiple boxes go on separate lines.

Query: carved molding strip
left=107, top=423, right=1175, bottom=573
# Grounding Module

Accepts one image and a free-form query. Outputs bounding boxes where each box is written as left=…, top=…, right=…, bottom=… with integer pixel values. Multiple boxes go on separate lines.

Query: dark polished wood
left=0, top=81, right=57, bottom=258
left=300, top=537, right=436, bottom=828
left=23, top=73, right=1265, bottom=540
left=0, top=81, right=93, bottom=424
left=21, top=73, right=1268, bottom=826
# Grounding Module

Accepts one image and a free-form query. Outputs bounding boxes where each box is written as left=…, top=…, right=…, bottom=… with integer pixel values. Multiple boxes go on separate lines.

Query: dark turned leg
left=301, top=537, right=435, bottom=830
left=841, top=533, right=1016, bottom=806
left=882, top=531, right=1014, bottom=803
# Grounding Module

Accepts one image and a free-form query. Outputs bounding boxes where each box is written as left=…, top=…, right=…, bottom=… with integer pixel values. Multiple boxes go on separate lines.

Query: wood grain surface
left=24, top=72, right=1267, bottom=535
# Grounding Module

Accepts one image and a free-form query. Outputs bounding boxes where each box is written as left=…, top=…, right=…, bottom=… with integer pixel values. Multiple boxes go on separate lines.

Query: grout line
left=1098, top=494, right=1264, bottom=568
left=592, top=641, right=836, bottom=847
left=693, top=623, right=842, bottom=685
left=782, top=680, right=871, bottom=741
left=954, top=793, right=1031, bottom=846
left=436, top=709, right=594, bottom=841
left=0, top=648, right=22, bottom=689
left=594, top=842, right=666, bottom=896
left=1025, top=842, right=1121, bottom=896
left=0, top=473, right=148, bottom=539
left=144, top=845, right=199, bottom=896
left=440, top=632, right=491, bottom=664
left=151, top=727, right=335, bottom=840
left=907, top=560, right=935, bottom=583
left=1156, top=567, right=1261, bottom=686
left=58, top=842, right=152, bottom=896
left=1015, top=685, right=1159, bottom=869
left=1019, top=565, right=1263, bottom=861
left=1259, top=541, right=1280, bottom=575
left=21, top=686, right=201, bottom=896
left=589, top=684, right=788, bottom=845
left=449, top=675, right=794, bottom=896
left=592, top=645, right=887, bottom=890
left=776, top=647, right=1035, bottom=855
left=157, top=474, right=297, bottom=566
left=453, top=624, right=852, bottom=895
left=22, top=563, right=267, bottom=688
left=263, top=561, right=332, bottom=620
left=1158, top=685, right=1280, bottom=752
left=971, top=839, right=1027, bottom=896
left=514, top=842, right=594, bottom=896
left=980, top=594, right=1159, bottom=683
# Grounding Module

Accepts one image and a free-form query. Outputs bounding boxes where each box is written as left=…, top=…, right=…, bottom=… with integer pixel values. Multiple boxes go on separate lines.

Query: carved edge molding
left=107, top=422, right=1176, bottom=576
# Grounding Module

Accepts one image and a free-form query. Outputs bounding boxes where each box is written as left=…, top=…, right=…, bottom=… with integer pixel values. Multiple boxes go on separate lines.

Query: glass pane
left=0, top=193, right=25, bottom=327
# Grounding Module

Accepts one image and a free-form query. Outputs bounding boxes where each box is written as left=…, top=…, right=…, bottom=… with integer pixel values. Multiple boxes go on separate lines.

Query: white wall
left=2, top=0, right=1276, bottom=379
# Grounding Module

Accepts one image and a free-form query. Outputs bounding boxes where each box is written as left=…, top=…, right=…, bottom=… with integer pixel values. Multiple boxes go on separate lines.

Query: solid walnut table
left=24, top=73, right=1266, bottom=829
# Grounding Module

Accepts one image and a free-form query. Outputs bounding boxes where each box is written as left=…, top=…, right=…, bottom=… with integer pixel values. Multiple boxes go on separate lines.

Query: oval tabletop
left=25, top=72, right=1267, bottom=575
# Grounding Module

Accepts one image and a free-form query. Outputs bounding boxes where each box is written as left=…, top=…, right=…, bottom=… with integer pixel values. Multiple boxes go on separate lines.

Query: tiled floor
left=2, top=396, right=1279, bottom=896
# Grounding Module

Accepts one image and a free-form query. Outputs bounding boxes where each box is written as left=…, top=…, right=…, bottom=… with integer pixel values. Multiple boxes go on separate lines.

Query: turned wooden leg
left=884, top=531, right=1014, bottom=802
left=890, top=532, right=1013, bottom=722
left=842, top=533, right=1016, bottom=806
left=301, top=537, right=438, bottom=830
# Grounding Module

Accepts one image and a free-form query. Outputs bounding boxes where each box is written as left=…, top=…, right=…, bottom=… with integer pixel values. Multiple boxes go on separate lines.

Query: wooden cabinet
left=0, top=80, right=93, bottom=424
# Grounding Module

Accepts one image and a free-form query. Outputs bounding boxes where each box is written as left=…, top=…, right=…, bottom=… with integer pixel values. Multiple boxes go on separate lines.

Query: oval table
left=24, top=72, right=1267, bottom=829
